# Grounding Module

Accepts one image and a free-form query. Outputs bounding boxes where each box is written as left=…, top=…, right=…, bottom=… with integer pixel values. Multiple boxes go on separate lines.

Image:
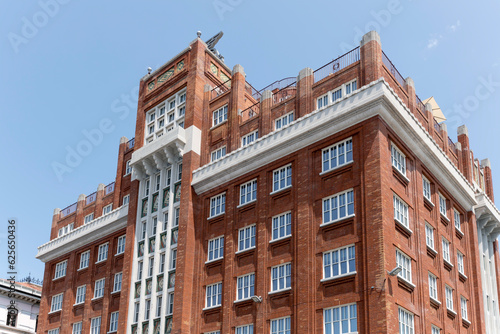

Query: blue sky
left=1, top=0, right=499, bottom=280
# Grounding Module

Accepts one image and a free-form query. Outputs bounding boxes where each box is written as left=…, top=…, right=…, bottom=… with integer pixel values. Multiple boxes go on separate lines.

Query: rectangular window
left=331, top=87, right=342, bottom=102
left=237, top=273, right=255, bottom=301
left=271, top=317, right=290, bottom=334
left=240, top=180, right=257, bottom=205
left=155, top=173, right=161, bottom=192
left=90, top=317, right=101, bottom=334
left=97, top=243, right=108, bottom=263
left=425, top=223, right=435, bottom=249
left=133, top=302, right=139, bottom=323
left=166, top=168, right=172, bottom=186
left=322, top=138, right=353, bottom=173
left=445, top=285, right=454, bottom=311
left=148, top=257, right=154, bottom=277
left=123, top=194, right=130, bottom=205
left=79, top=251, right=90, bottom=269
left=423, top=176, right=431, bottom=201
left=167, top=292, right=174, bottom=315
left=210, top=193, right=226, bottom=217
left=324, top=304, right=357, bottom=334
left=84, top=213, right=94, bottom=224
left=113, top=272, right=122, bottom=292
left=208, top=236, right=224, bottom=262
left=323, top=245, right=356, bottom=279
left=211, top=146, right=227, bottom=162
left=144, top=178, right=150, bottom=197
left=125, top=160, right=132, bottom=175
left=317, top=94, right=328, bottom=109
left=238, top=225, right=256, bottom=252
left=159, top=253, right=166, bottom=273
left=72, top=322, right=82, bottom=334
left=393, top=194, right=409, bottom=229
left=457, top=251, right=465, bottom=275
left=398, top=307, right=414, bottom=334
left=323, top=190, right=355, bottom=225
left=177, top=163, right=182, bottom=181
left=275, top=111, right=294, bottom=130
left=144, top=299, right=151, bottom=319
left=431, top=325, right=440, bottom=334
left=213, top=105, right=228, bottom=126
left=137, top=261, right=143, bottom=280
left=241, top=130, right=258, bottom=147
left=116, top=235, right=126, bottom=255
left=152, top=217, right=158, bottom=235
left=391, top=143, right=406, bottom=176
left=396, top=249, right=412, bottom=283
left=272, top=212, right=292, bottom=241
left=429, top=272, right=438, bottom=300
left=156, top=296, right=162, bottom=317
left=442, top=238, right=450, bottom=263
left=439, top=193, right=447, bottom=217
left=272, top=165, right=292, bottom=192
left=170, top=249, right=177, bottom=271
left=236, top=324, right=253, bottom=334
left=461, top=296, right=468, bottom=320
left=51, top=293, right=63, bottom=312
left=174, top=207, right=180, bottom=227
left=109, top=312, right=118, bottom=332
left=54, top=260, right=67, bottom=279
left=103, top=204, right=113, bottom=215
left=94, top=278, right=105, bottom=299
left=454, top=209, right=461, bottom=231
left=75, top=285, right=86, bottom=304
left=49, top=329, right=60, bottom=334
left=271, top=263, right=291, bottom=292
left=345, top=79, right=357, bottom=94
left=206, top=282, right=222, bottom=308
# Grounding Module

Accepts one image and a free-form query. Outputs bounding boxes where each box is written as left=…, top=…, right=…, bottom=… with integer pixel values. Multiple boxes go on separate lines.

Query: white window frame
left=461, top=296, right=468, bottom=321
left=79, top=251, right=90, bottom=269
left=144, top=299, right=151, bottom=319
left=211, top=146, right=227, bottom=162
left=109, top=312, right=118, bottom=333
left=113, top=272, right=122, bottom=292
left=396, top=249, right=412, bottom=283
left=133, top=302, right=139, bottom=323
left=236, top=273, right=255, bottom=301
left=457, top=251, right=465, bottom=275
left=425, top=223, right=435, bottom=250
left=125, top=160, right=132, bottom=175
left=102, top=204, right=113, bottom=215
left=145, top=89, right=186, bottom=144
left=393, top=194, right=410, bottom=230
left=213, top=105, right=228, bottom=127
left=445, top=285, right=454, bottom=311
left=442, top=237, right=451, bottom=264
left=123, top=194, right=130, bottom=205
left=391, top=143, right=406, bottom=176
left=170, top=248, right=177, bottom=271
left=205, top=282, right=222, bottom=309
left=323, top=245, right=356, bottom=280
left=140, top=221, right=146, bottom=241
left=207, top=236, right=224, bottom=262
left=148, top=257, right=154, bottom=277
left=271, top=212, right=292, bottom=241
left=272, top=164, right=292, bottom=193
left=322, top=189, right=355, bottom=226
left=240, top=179, right=257, bottom=206
left=235, top=324, right=254, bottom=334
left=90, top=316, right=101, bottom=334
left=431, top=325, right=440, bottom=334
left=324, top=303, right=357, bottom=334
left=116, top=235, right=126, bottom=255
left=84, top=213, right=94, bottom=224
left=50, top=293, right=63, bottom=312
left=137, top=261, right=143, bottom=280
left=423, top=176, right=432, bottom=202
left=75, top=285, right=86, bottom=305
left=54, top=260, right=67, bottom=280
left=428, top=272, right=438, bottom=301
left=439, top=193, right=447, bottom=218
left=159, top=253, right=166, bottom=273
left=317, top=93, right=328, bottom=109
left=49, top=329, right=60, bottom=334
left=167, top=292, right=174, bottom=315
left=274, top=111, right=294, bottom=130
left=271, top=263, right=291, bottom=293
left=209, top=193, right=226, bottom=218
left=454, top=209, right=461, bottom=231
left=93, top=278, right=105, bottom=299
left=398, top=307, right=414, bottom=334
left=238, top=225, right=256, bottom=252
left=270, top=316, right=291, bottom=334
left=97, top=243, right=108, bottom=263
left=321, top=138, right=353, bottom=173
left=72, top=322, right=82, bottom=334
left=156, top=296, right=162, bottom=317
left=241, top=130, right=258, bottom=147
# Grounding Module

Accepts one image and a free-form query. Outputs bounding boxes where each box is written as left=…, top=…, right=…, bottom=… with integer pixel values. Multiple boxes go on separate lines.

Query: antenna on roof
left=205, top=31, right=225, bottom=62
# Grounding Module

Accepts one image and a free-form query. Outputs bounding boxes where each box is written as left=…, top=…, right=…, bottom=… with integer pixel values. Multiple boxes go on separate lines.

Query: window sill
left=205, top=257, right=223, bottom=266
left=423, top=197, right=434, bottom=211
left=443, top=259, right=454, bottom=271
left=210, top=120, right=228, bottom=131
left=91, top=296, right=104, bottom=301
left=320, top=272, right=356, bottom=283
left=270, top=185, right=292, bottom=196
left=426, top=245, right=438, bottom=259
left=73, top=302, right=85, bottom=307
left=462, top=318, right=471, bottom=328
left=440, top=214, right=450, bottom=226
left=459, top=271, right=468, bottom=283
left=77, top=267, right=88, bottom=272
left=320, top=214, right=355, bottom=228
left=237, top=199, right=257, bottom=209
left=455, top=228, right=464, bottom=239
left=268, top=287, right=292, bottom=295
left=233, top=297, right=253, bottom=304
left=52, top=276, right=65, bottom=282
left=48, top=310, right=61, bottom=315
left=447, top=308, right=457, bottom=320
left=111, top=290, right=121, bottom=295
left=95, top=259, right=108, bottom=265
left=235, top=246, right=255, bottom=255
left=319, top=160, right=353, bottom=176
left=397, top=276, right=415, bottom=293
left=270, top=235, right=292, bottom=244
left=395, top=219, right=413, bottom=238
left=392, top=166, right=410, bottom=185
left=202, top=305, right=222, bottom=312
left=207, top=212, right=225, bottom=221
left=430, top=297, right=441, bottom=309
left=115, top=252, right=125, bottom=257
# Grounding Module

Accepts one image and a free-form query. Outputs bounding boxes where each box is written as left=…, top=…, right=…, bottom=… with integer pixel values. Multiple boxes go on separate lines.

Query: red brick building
left=37, top=31, right=500, bottom=334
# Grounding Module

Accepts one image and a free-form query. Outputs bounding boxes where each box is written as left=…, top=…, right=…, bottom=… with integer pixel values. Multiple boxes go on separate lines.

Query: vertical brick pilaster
left=259, top=90, right=273, bottom=136
left=295, top=68, right=313, bottom=119
left=457, top=125, right=473, bottom=184
left=455, top=142, right=463, bottom=174
left=482, top=158, right=495, bottom=202
left=95, top=183, right=106, bottom=218
left=404, top=77, right=416, bottom=114
left=229, top=64, right=247, bottom=151
left=134, top=80, right=146, bottom=151
left=441, top=123, right=449, bottom=153
left=200, top=84, right=212, bottom=165
left=359, top=31, right=383, bottom=86
left=113, top=137, right=128, bottom=208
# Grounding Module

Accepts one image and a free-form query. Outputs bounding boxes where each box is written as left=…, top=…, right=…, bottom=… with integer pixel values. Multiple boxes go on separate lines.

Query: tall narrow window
left=213, top=105, right=228, bottom=126
left=398, top=307, right=414, bottom=334
left=79, top=251, right=90, bottom=269
left=97, top=243, right=108, bottom=263
left=54, top=261, right=67, bottom=279
left=317, top=94, right=328, bottom=109
left=457, top=251, right=465, bottom=275
left=391, top=143, right=406, bottom=176
left=51, top=294, right=63, bottom=312
left=396, top=249, right=412, bottom=283
left=423, top=176, right=432, bottom=201
left=116, top=235, right=126, bottom=255
left=113, top=273, right=122, bottom=292
left=439, top=193, right=447, bottom=217
left=75, top=285, right=86, bottom=304
left=461, top=296, right=468, bottom=321
left=428, top=272, right=438, bottom=301
left=93, top=278, right=105, bottom=299
left=445, top=285, right=454, bottom=311
left=109, top=312, right=118, bottom=333
left=454, top=209, right=461, bottom=231
left=425, top=223, right=435, bottom=250
left=72, top=322, right=82, bottom=334
left=393, top=194, right=409, bottom=229
left=90, top=317, right=101, bottom=334
left=442, top=238, right=451, bottom=263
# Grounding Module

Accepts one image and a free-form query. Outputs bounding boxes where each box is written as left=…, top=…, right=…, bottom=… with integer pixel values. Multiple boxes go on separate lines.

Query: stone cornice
left=36, top=205, right=128, bottom=263
left=192, top=79, right=477, bottom=211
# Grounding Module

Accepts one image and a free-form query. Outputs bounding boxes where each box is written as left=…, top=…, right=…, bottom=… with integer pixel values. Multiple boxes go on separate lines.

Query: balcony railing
left=60, top=202, right=77, bottom=218
left=257, top=77, right=296, bottom=96
left=105, top=182, right=115, bottom=196
left=313, top=47, right=360, bottom=83
left=272, top=81, right=297, bottom=105
left=246, top=81, right=261, bottom=101
left=382, top=50, right=406, bottom=88
left=126, top=138, right=135, bottom=150
left=210, top=79, right=231, bottom=101
left=434, top=119, right=442, bottom=132
left=448, top=137, right=456, bottom=151
left=416, top=95, right=425, bottom=113
left=241, top=102, right=260, bottom=120
left=86, top=192, right=97, bottom=205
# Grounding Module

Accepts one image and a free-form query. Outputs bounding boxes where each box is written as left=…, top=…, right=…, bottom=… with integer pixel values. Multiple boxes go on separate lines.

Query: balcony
left=37, top=204, right=129, bottom=263
left=130, top=126, right=186, bottom=180
left=475, top=193, right=500, bottom=241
